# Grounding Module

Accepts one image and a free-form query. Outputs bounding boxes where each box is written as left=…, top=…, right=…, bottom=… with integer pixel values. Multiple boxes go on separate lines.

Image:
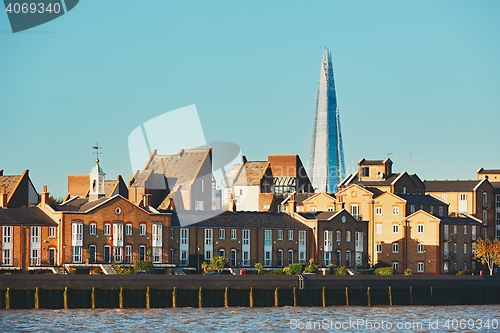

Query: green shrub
left=404, top=268, right=412, bottom=276
left=287, top=263, right=304, bottom=275
left=374, top=267, right=395, bottom=275
left=334, top=266, right=348, bottom=275
left=133, top=260, right=154, bottom=273
left=456, top=270, right=473, bottom=276
left=254, top=262, right=263, bottom=274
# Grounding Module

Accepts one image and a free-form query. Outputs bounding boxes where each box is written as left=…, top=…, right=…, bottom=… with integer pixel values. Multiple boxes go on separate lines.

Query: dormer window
left=361, top=167, right=369, bottom=177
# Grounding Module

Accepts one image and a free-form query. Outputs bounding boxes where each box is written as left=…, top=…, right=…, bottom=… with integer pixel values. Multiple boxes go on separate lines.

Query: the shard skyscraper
left=309, top=48, right=345, bottom=193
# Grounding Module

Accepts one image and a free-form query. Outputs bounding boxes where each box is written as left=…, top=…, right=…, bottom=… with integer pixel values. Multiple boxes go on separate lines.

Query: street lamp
left=197, top=245, right=200, bottom=274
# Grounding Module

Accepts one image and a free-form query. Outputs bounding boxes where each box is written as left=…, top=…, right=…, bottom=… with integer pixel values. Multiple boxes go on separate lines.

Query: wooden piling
left=146, top=287, right=150, bottom=309
left=249, top=287, right=254, bottom=308
left=91, top=287, right=95, bottom=309
left=293, top=287, right=297, bottom=307
left=119, top=287, right=123, bottom=309
left=5, top=288, right=10, bottom=310
left=322, top=287, right=326, bottom=307
left=224, top=287, right=229, bottom=307
left=274, top=287, right=279, bottom=307
left=367, top=287, right=371, bottom=307
left=63, top=287, right=68, bottom=309
left=409, top=286, right=413, bottom=306
left=388, top=286, right=393, bottom=306
left=198, top=287, right=203, bottom=308
left=172, top=287, right=177, bottom=308
left=34, top=287, right=39, bottom=309
left=345, top=287, right=349, bottom=306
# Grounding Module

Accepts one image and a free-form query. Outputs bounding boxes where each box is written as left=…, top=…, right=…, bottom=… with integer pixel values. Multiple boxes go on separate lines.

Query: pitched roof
left=51, top=196, right=107, bottom=212
left=347, top=173, right=401, bottom=187
left=478, top=168, right=500, bottom=174
left=440, top=214, right=482, bottom=225
left=397, top=194, right=448, bottom=206
left=131, top=148, right=210, bottom=191
left=233, top=161, right=269, bottom=186
left=423, top=180, right=482, bottom=192
left=268, top=155, right=298, bottom=177
left=175, top=211, right=310, bottom=229
left=0, top=207, right=57, bottom=226
left=0, top=175, right=21, bottom=197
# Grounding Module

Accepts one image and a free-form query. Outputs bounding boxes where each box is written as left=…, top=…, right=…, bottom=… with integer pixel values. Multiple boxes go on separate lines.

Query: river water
left=1, top=305, right=499, bottom=332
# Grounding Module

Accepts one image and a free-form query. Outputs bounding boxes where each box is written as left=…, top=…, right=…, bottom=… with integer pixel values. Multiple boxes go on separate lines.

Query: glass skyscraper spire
left=309, top=48, right=345, bottom=193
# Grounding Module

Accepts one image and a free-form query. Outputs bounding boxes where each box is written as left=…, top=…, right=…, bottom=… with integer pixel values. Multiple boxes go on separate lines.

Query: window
left=392, top=206, right=399, bottom=216
left=346, top=250, right=352, bottom=267
left=104, top=223, right=111, bottom=235
left=180, top=228, right=188, bottom=245
left=89, top=223, right=96, bottom=235
left=402, top=186, right=407, bottom=194
left=140, top=224, right=146, bottom=236
left=376, top=243, right=382, bottom=253
left=376, top=224, right=382, bottom=234
left=125, top=224, right=132, bottom=236
left=327, top=207, right=334, bottom=212
left=336, top=250, right=341, bottom=266
left=454, top=243, right=457, bottom=254
left=152, top=247, right=161, bottom=263
left=392, top=262, right=399, bottom=272
left=201, top=179, right=204, bottom=192
left=417, top=224, right=424, bottom=234
left=180, top=250, right=188, bottom=266
left=375, top=207, right=382, bottom=215
left=31, top=226, right=41, bottom=244
left=205, top=229, right=213, bottom=245
left=417, top=262, right=424, bottom=273
left=195, top=200, right=204, bottom=211
left=231, top=229, right=237, bottom=240
left=49, top=226, right=56, bottom=238
left=89, top=245, right=96, bottom=263
left=2, top=226, right=12, bottom=265
left=443, top=261, right=449, bottom=273
left=171, top=227, right=174, bottom=239
left=361, top=167, right=369, bottom=177
left=483, top=192, right=488, bottom=207
left=71, top=223, right=82, bottom=246
left=438, top=206, right=444, bottom=217
left=113, top=223, right=124, bottom=245
left=392, top=243, right=399, bottom=253
left=453, top=262, right=458, bottom=272
left=219, top=249, right=225, bottom=258
left=278, top=230, right=283, bottom=240
left=483, top=211, right=488, bottom=225
left=243, top=229, right=250, bottom=245
left=472, top=242, right=476, bottom=256
left=472, top=226, right=477, bottom=241
left=264, top=251, right=272, bottom=267
left=152, top=223, right=162, bottom=243
left=311, top=207, right=316, bottom=212
left=453, top=225, right=457, bottom=234
left=410, top=205, right=415, bottom=214
left=288, top=230, right=294, bottom=241
left=444, top=225, right=449, bottom=240
left=72, top=246, right=82, bottom=263
left=350, top=205, right=359, bottom=218
left=288, top=250, right=293, bottom=264
left=264, top=230, right=272, bottom=246
left=346, top=231, right=351, bottom=242
left=497, top=194, right=500, bottom=208
left=417, top=243, right=424, bottom=253
left=463, top=225, right=467, bottom=235
left=463, top=243, right=467, bottom=254
left=219, top=229, right=225, bottom=240
left=299, top=230, right=306, bottom=247
left=442, top=193, right=448, bottom=202
left=277, top=249, right=283, bottom=267
left=444, top=243, right=449, bottom=259
left=464, top=261, right=467, bottom=270
left=336, top=230, right=341, bottom=242
left=125, top=245, right=132, bottom=263
left=393, top=224, right=399, bottom=234
left=430, top=206, right=434, bottom=215
left=113, top=246, right=123, bottom=263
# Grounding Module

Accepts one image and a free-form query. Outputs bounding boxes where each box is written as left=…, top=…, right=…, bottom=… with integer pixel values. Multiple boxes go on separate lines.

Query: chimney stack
left=0, top=186, right=7, bottom=207
left=143, top=193, right=151, bottom=207
left=289, top=193, right=296, bottom=213
left=41, top=185, right=50, bottom=205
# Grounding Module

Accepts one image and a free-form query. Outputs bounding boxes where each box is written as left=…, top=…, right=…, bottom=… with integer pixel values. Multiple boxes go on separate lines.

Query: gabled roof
left=336, top=183, right=383, bottom=198
left=0, top=175, right=21, bottom=197
left=0, top=207, right=57, bottom=226
left=131, top=148, right=210, bottom=191
left=404, top=209, right=440, bottom=221
left=302, top=192, right=336, bottom=204
left=233, top=161, right=270, bottom=186
left=477, top=168, right=500, bottom=174
left=424, top=179, right=485, bottom=192
left=179, top=211, right=309, bottom=229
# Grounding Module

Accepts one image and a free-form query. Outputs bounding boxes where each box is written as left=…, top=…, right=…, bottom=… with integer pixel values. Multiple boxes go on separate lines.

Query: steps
left=51, top=266, right=67, bottom=275
left=172, top=268, right=186, bottom=275
left=100, top=264, right=118, bottom=275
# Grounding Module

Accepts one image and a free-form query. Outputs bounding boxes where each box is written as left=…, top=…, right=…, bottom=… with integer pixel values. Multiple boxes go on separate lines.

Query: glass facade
left=309, top=48, right=345, bottom=193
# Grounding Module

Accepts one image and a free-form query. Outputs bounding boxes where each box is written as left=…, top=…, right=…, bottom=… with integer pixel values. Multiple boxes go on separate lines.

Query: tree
left=475, top=237, right=500, bottom=275
left=210, top=256, right=228, bottom=273
left=254, top=262, right=263, bottom=274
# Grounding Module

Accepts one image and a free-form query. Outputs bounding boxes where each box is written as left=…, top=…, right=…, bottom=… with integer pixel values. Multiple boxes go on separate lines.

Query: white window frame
left=392, top=224, right=399, bottom=234
left=288, top=230, right=294, bottom=241
left=392, top=206, right=399, bottom=216
left=417, top=243, right=424, bottom=253
left=152, top=247, right=162, bottom=263
left=72, top=246, right=82, bottom=263
left=49, top=226, right=56, bottom=238
left=125, top=245, right=132, bottom=263
left=125, top=224, right=132, bottom=236
left=417, top=262, right=424, bottom=273
left=278, top=230, right=283, bottom=240
left=376, top=243, right=382, bottom=253
left=231, top=229, right=237, bottom=240
left=113, top=246, right=123, bottom=263
left=417, top=224, right=424, bottom=234
left=346, top=230, right=351, bottom=242
left=375, top=224, right=382, bottom=234
left=375, top=207, right=382, bottom=216
left=463, top=242, right=467, bottom=254
left=89, top=223, right=96, bottom=235
left=219, top=229, right=225, bottom=240
left=264, top=230, right=272, bottom=246
left=392, top=261, right=399, bottom=272
left=104, top=223, right=111, bottom=235
left=140, top=224, right=146, bottom=236
left=392, top=242, right=399, bottom=253
left=195, top=200, right=204, bottom=211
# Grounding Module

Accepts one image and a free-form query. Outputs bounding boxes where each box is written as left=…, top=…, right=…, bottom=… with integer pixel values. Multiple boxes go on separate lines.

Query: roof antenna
left=386, top=152, right=393, bottom=159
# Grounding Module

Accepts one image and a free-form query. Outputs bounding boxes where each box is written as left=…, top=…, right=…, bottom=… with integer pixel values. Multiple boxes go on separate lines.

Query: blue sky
left=1, top=1, right=499, bottom=198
